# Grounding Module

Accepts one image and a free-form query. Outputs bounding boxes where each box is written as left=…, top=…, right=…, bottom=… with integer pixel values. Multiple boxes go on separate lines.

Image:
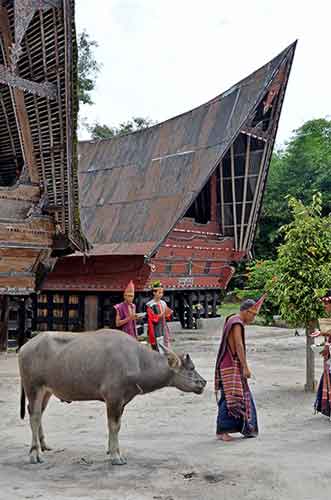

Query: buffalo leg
left=39, top=391, right=52, bottom=452
left=106, top=402, right=126, bottom=465
left=28, top=388, right=45, bottom=464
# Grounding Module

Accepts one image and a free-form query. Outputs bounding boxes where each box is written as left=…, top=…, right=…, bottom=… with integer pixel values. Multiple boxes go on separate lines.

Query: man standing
left=114, top=281, right=138, bottom=339
left=214, top=296, right=265, bottom=441
left=146, top=281, right=172, bottom=353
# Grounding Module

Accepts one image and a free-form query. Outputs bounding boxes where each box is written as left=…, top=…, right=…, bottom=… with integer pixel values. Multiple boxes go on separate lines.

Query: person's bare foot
left=217, top=433, right=234, bottom=442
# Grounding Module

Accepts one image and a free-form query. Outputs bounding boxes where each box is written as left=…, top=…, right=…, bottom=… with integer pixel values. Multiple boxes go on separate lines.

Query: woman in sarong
left=314, top=335, right=331, bottom=417
left=314, top=294, right=331, bottom=417
left=214, top=298, right=264, bottom=442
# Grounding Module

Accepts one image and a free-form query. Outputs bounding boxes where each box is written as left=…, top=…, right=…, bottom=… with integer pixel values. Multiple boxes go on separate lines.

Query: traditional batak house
left=0, top=0, right=82, bottom=350
left=36, top=41, right=297, bottom=333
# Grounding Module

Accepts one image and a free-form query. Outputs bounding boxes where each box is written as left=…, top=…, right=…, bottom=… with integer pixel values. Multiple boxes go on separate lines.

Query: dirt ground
left=0, top=323, right=329, bottom=500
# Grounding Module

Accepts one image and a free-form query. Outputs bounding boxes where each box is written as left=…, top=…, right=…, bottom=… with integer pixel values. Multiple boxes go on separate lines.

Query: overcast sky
left=76, top=0, right=331, bottom=146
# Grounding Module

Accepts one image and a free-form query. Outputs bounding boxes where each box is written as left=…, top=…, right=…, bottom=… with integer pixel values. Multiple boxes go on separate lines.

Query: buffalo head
left=166, top=349, right=207, bottom=394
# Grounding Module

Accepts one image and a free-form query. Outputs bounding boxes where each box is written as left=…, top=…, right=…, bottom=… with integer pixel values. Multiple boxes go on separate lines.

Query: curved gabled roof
left=78, top=41, right=296, bottom=257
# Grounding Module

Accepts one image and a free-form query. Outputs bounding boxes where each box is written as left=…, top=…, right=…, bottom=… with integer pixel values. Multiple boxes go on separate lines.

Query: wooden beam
left=219, top=161, right=225, bottom=234
left=12, top=0, right=62, bottom=63
left=239, top=135, right=251, bottom=250
left=245, top=143, right=270, bottom=252
left=210, top=173, right=217, bottom=222
left=230, top=144, right=238, bottom=250
left=38, top=9, right=59, bottom=212
left=63, top=0, right=74, bottom=236
left=0, top=6, right=39, bottom=183
left=0, top=65, right=57, bottom=99
left=52, top=7, right=66, bottom=227
left=246, top=63, right=291, bottom=252
left=23, top=36, right=49, bottom=192
left=242, top=143, right=268, bottom=251
left=0, top=94, right=20, bottom=170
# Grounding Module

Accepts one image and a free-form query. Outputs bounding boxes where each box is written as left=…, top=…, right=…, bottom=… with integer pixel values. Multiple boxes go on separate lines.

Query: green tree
left=89, top=117, right=156, bottom=140
left=266, top=193, right=331, bottom=391
left=78, top=30, right=101, bottom=105
left=255, top=119, right=331, bottom=259
left=235, top=260, right=278, bottom=324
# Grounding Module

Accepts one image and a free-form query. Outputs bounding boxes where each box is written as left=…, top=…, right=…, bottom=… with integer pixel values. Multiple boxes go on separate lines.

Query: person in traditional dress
left=114, top=281, right=138, bottom=339
left=146, top=281, right=172, bottom=353
left=313, top=293, right=331, bottom=417
left=214, top=295, right=265, bottom=442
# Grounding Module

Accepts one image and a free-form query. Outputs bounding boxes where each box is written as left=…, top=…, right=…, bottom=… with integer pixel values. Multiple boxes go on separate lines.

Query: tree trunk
left=0, top=295, right=9, bottom=353
left=305, top=321, right=317, bottom=392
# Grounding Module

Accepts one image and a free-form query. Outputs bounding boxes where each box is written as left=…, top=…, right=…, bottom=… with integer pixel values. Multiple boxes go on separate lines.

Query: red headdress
left=250, top=293, right=267, bottom=314
left=124, top=280, right=135, bottom=294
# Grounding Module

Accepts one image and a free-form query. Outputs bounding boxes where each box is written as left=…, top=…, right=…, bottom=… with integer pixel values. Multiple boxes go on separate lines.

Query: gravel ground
left=0, top=324, right=328, bottom=500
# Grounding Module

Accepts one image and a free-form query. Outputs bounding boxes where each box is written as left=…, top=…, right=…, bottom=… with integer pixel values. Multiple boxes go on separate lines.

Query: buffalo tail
left=20, top=386, right=26, bottom=419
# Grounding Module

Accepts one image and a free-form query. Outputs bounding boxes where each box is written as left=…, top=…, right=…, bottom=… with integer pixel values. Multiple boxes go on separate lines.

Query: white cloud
left=76, top=0, right=331, bottom=145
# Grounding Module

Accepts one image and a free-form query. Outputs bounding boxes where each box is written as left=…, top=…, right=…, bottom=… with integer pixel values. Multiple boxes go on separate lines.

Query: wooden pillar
left=305, top=322, right=317, bottom=392
left=212, top=291, right=218, bottom=317
left=31, top=294, right=37, bottom=331
left=187, top=292, right=193, bottom=329
left=0, top=296, right=9, bottom=352
left=98, top=295, right=104, bottom=329
left=16, top=298, right=27, bottom=350
left=204, top=293, right=209, bottom=319
left=47, top=294, right=53, bottom=331
left=210, top=173, right=217, bottom=222
left=239, top=135, right=251, bottom=250
left=230, top=144, right=238, bottom=250
left=178, top=293, right=185, bottom=328
left=219, top=162, right=225, bottom=234
left=78, top=296, right=85, bottom=330
left=85, top=295, right=99, bottom=331
left=63, top=294, right=69, bottom=331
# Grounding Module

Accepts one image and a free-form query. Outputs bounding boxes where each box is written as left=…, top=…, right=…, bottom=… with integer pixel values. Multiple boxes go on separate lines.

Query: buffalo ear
left=184, top=353, right=194, bottom=369
left=161, top=345, right=182, bottom=369
left=166, top=350, right=182, bottom=370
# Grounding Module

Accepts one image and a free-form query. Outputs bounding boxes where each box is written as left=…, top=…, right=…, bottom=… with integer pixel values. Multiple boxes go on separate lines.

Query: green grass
left=218, top=303, right=240, bottom=317
left=218, top=302, right=266, bottom=325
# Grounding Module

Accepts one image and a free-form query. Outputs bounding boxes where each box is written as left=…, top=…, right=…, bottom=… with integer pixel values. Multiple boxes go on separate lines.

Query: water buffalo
left=18, top=329, right=206, bottom=465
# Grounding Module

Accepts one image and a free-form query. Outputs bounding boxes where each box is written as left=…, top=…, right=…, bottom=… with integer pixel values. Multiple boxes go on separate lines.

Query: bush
left=234, top=260, right=279, bottom=325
